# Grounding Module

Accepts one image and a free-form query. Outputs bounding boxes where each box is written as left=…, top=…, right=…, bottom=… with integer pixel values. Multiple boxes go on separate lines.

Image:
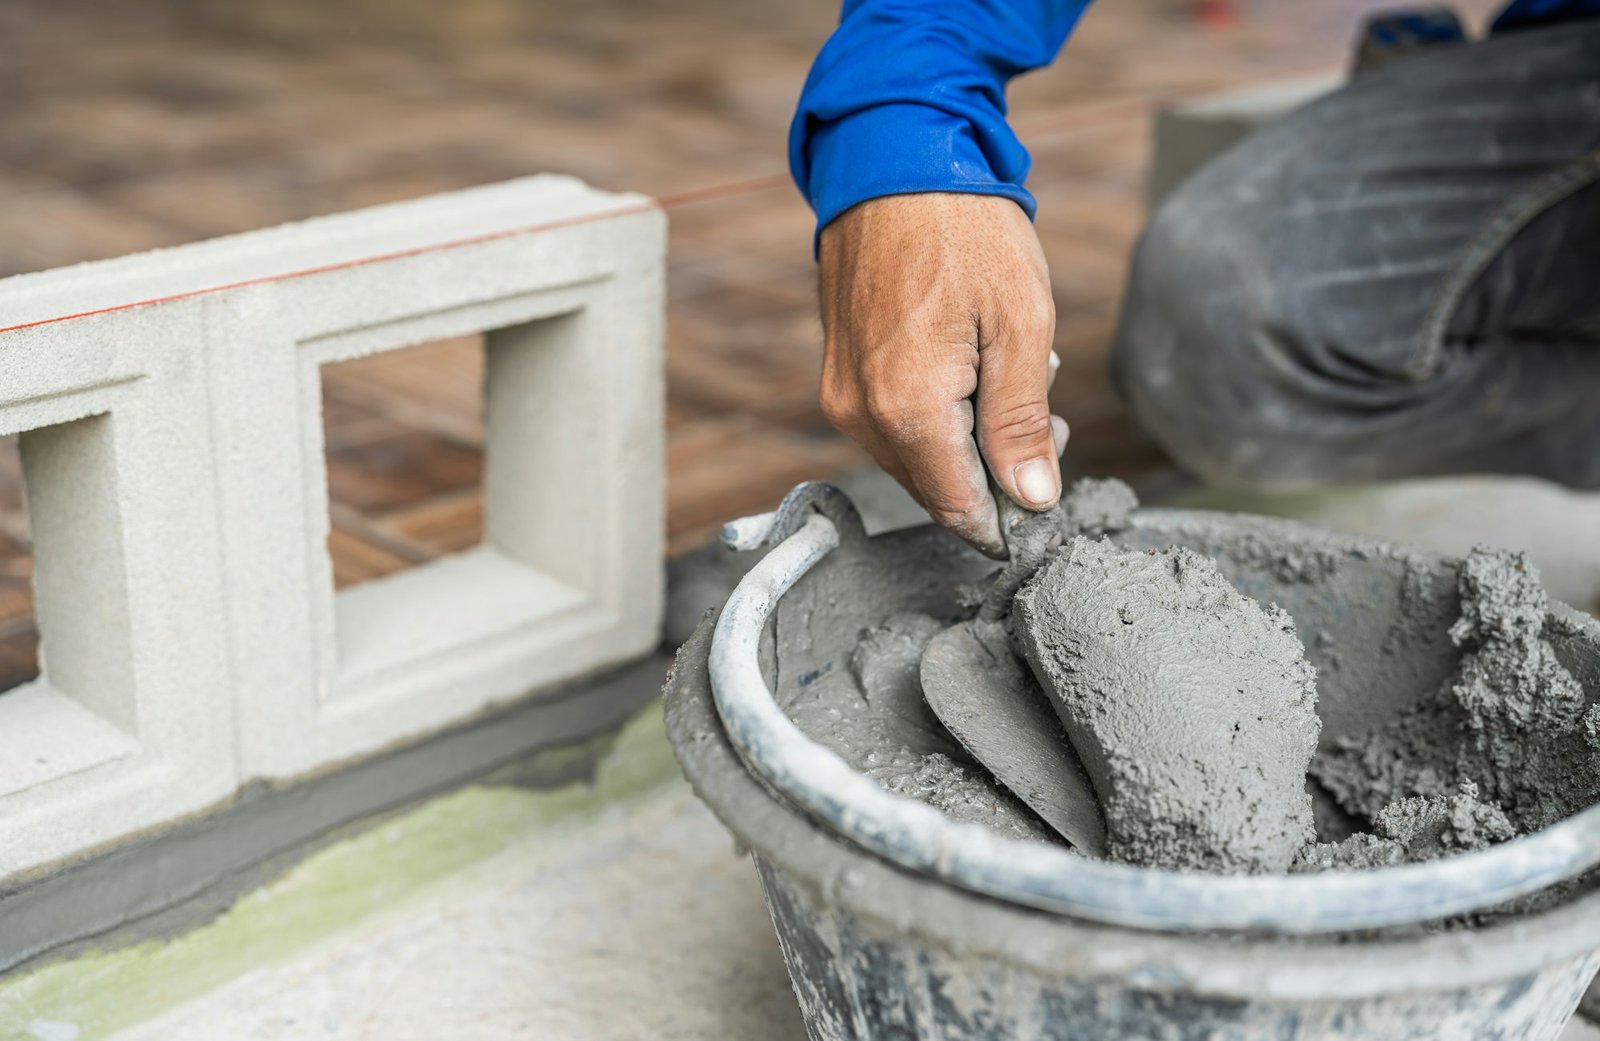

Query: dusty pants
left=1111, top=22, right=1600, bottom=489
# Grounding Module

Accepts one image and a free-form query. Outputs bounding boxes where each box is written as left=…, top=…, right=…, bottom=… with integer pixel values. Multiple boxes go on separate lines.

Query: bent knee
left=1112, top=201, right=1319, bottom=488
left=1114, top=292, right=1447, bottom=490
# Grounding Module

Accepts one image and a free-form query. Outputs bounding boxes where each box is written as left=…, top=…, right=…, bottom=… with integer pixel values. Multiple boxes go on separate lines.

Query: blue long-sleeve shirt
left=790, top=0, right=1600, bottom=242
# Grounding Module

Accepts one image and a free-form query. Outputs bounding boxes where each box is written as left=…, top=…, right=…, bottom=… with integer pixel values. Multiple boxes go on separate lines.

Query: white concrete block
left=1147, top=73, right=1343, bottom=208
left=0, top=300, right=237, bottom=880
left=0, top=176, right=665, bottom=881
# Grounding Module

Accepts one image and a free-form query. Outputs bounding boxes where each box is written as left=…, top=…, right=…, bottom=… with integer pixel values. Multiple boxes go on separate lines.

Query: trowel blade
left=920, top=620, right=1106, bottom=855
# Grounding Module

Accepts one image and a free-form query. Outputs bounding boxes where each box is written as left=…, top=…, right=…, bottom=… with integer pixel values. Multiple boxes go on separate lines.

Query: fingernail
left=1047, top=350, right=1061, bottom=387
left=1014, top=458, right=1059, bottom=507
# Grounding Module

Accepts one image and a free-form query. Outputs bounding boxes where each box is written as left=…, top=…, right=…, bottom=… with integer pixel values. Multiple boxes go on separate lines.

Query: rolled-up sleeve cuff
left=804, top=102, right=1037, bottom=252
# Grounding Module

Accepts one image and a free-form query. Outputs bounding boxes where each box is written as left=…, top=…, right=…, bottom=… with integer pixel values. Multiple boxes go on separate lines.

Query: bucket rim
left=705, top=482, right=1600, bottom=937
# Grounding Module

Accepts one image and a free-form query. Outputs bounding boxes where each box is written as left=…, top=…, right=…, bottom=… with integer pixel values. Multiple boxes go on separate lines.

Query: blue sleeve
left=789, top=0, right=1091, bottom=248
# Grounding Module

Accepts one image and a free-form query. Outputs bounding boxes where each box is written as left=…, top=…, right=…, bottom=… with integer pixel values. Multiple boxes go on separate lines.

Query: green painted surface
left=0, top=701, right=682, bottom=1041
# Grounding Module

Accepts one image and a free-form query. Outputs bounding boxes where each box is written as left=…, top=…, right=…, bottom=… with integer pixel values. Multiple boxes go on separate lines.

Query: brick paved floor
left=0, top=0, right=1505, bottom=689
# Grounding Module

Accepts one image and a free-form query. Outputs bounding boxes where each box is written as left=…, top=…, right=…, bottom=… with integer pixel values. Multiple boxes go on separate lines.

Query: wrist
left=800, top=103, right=1037, bottom=256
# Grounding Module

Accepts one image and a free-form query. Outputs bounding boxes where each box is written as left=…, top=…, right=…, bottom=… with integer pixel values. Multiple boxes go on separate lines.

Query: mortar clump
left=1314, top=547, right=1600, bottom=836
left=1450, top=550, right=1600, bottom=829
left=1012, top=536, right=1321, bottom=873
left=1058, top=477, right=1138, bottom=539
left=951, top=477, right=1137, bottom=613
left=1299, top=781, right=1515, bottom=870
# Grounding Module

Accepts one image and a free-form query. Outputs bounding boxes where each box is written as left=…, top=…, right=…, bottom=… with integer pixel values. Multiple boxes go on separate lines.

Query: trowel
left=919, top=495, right=1107, bottom=855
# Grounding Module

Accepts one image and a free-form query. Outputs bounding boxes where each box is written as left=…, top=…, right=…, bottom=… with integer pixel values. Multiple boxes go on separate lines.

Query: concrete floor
left=103, top=783, right=808, bottom=1041
left=93, top=741, right=1600, bottom=1041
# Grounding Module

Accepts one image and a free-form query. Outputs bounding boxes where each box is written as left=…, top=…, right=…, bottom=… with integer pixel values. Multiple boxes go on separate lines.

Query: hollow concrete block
left=0, top=299, right=236, bottom=881
left=0, top=176, right=665, bottom=882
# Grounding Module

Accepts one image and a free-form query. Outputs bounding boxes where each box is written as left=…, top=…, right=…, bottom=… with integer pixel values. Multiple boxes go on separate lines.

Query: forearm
left=796, top=1, right=1086, bottom=555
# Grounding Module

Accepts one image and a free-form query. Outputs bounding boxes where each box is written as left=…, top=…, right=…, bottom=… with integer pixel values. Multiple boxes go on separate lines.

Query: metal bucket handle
left=708, top=481, right=1600, bottom=935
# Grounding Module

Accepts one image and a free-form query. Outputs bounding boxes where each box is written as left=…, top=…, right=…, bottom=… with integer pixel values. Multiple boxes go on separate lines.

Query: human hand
left=817, top=192, right=1066, bottom=558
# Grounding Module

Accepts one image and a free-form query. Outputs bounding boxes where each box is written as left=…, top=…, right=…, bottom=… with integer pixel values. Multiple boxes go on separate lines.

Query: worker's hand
left=818, top=192, right=1066, bottom=558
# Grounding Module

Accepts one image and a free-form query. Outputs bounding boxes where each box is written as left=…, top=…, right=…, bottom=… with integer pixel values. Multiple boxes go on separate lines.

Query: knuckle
left=983, top=399, right=1054, bottom=446
left=862, top=386, right=921, bottom=433
left=820, top=397, right=860, bottom=432
left=928, top=492, right=986, bottom=519
left=818, top=382, right=863, bottom=430
left=919, top=471, right=989, bottom=518
left=1011, top=295, right=1056, bottom=342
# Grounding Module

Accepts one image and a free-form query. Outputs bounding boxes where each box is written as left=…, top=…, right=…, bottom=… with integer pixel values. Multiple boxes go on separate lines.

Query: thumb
left=975, top=318, right=1060, bottom=511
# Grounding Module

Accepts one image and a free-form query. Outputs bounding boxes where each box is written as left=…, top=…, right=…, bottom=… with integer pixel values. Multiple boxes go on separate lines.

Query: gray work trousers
left=1111, top=22, right=1600, bottom=489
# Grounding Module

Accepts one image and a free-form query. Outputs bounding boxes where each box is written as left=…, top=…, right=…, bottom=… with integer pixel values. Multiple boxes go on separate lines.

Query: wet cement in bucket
left=777, top=479, right=1600, bottom=881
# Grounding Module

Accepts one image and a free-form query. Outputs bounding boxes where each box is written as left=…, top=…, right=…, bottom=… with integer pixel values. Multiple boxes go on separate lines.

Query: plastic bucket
left=665, top=497, right=1600, bottom=1040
